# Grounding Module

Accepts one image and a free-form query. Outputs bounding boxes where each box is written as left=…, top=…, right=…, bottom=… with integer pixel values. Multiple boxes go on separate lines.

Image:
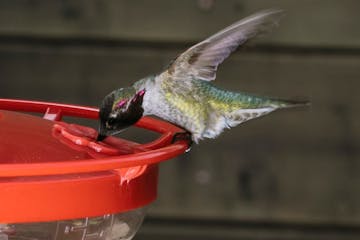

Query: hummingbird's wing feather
left=167, top=9, right=284, bottom=81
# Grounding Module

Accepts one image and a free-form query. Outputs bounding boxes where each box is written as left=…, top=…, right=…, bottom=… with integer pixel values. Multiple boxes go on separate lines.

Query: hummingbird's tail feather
left=269, top=98, right=311, bottom=109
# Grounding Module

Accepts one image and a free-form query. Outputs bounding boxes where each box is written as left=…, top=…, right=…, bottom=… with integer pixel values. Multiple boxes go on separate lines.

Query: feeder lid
left=0, top=99, right=189, bottom=223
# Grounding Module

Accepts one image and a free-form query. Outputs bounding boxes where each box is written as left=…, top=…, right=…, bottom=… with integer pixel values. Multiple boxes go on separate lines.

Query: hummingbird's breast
left=136, top=74, right=209, bottom=141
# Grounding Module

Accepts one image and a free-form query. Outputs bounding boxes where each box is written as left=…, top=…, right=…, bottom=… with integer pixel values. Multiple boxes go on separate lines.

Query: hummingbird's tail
left=269, top=98, right=311, bottom=109
left=222, top=97, right=310, bottom=129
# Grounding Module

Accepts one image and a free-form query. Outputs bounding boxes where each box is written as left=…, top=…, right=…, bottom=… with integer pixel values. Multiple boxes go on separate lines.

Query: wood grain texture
left=0, top=0, right=359, bottom=48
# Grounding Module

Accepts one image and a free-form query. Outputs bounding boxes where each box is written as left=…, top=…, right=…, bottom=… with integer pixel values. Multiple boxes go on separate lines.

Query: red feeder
left=0, top=99, right=189, bottom=240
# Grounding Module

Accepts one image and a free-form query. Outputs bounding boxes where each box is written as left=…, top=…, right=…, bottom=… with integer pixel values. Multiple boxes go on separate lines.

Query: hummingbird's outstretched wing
left=167, top=9, right=284, bottom=81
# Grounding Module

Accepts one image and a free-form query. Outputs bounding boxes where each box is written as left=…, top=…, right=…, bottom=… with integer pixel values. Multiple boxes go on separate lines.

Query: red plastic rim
left=0, top=99, right=189, bottom=177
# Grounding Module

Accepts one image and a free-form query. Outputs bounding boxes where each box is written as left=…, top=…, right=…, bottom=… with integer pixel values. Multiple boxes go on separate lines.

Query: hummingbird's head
left=97, top=87, right=145, bottom=141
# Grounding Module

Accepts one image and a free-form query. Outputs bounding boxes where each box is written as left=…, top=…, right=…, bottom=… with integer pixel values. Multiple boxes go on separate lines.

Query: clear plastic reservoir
left=0, top=208, right=146, bottom=240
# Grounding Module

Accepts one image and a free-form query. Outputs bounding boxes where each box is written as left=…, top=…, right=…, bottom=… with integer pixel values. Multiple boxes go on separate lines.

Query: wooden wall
left=0, top=1, right=359, bottom=239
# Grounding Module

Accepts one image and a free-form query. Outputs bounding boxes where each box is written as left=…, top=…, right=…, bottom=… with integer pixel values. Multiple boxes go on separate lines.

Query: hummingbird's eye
left=106, top=117, right=117, bottom=129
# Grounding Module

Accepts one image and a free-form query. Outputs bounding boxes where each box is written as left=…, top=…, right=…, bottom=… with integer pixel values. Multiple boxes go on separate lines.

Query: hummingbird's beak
left=97, top=123, right=108, bottom=141
left=97, top=128, right=128, bottom=141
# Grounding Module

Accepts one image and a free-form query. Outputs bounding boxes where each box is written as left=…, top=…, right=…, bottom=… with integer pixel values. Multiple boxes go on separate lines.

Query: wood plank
left=137, top=217, right=360, bottom=240
left=0, top=0, right=359, bottom=48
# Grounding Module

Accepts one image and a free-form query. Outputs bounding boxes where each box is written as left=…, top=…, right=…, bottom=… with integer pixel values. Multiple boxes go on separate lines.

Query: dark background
left=1, top=1, right=359, bottom=239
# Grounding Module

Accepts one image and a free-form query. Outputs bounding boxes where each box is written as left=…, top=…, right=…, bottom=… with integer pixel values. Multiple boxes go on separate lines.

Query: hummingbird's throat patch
left=116, top=99, right=128, bottom=108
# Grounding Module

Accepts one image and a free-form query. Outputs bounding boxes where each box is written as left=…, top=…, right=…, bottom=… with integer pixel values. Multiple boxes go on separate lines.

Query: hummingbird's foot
left=171, top=131, right=193, bottom=152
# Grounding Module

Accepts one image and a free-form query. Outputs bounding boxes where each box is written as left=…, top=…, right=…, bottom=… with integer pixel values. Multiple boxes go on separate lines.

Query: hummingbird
left=97, top=9, right=308, bottom=144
